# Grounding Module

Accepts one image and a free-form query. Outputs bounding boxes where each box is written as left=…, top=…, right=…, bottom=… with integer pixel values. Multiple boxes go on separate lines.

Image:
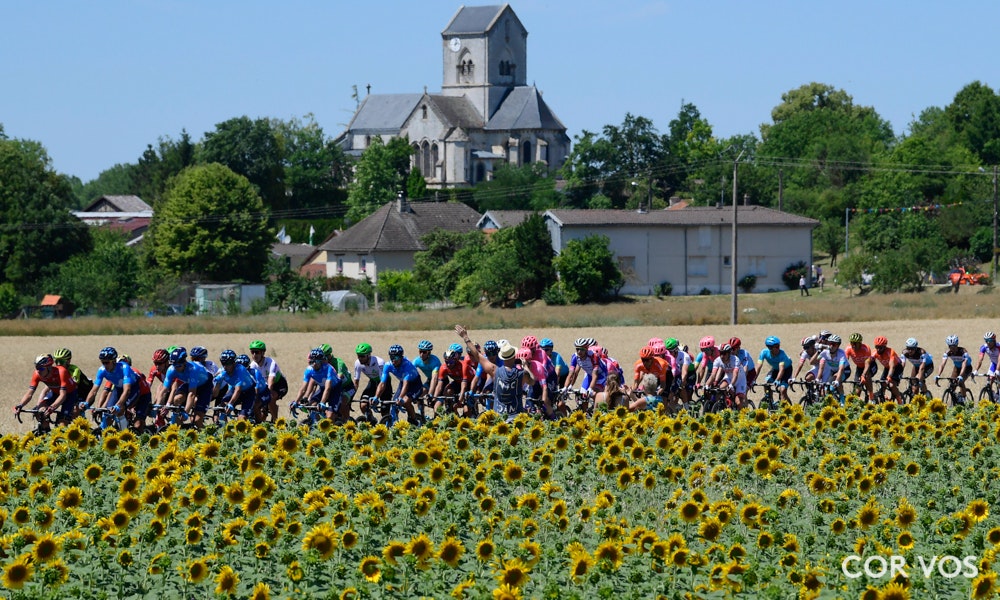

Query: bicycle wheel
left=942, top=389, right=959, bottom=408
left=741, top=397, right=757, bottom=411
left=708, top=396, right=732, bottom=414
left=979, top=387, right=994, bottom=406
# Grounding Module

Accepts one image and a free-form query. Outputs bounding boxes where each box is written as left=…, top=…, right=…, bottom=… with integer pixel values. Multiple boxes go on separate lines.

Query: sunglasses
left=250, top=349, right=264, bottom=354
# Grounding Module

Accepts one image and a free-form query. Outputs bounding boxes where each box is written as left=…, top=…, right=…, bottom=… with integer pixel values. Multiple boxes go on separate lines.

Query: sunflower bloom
left=2, top=554, right=33, bottom=589
left=498, top=557, right=531, bottom=588
left=407, top=533, right=434, bottom=562
left=302, top=524, right=338, bottom=560
left=593, top=541, right=624, bottom=569
left=570, top=552, right=594, bottom=581
left=439, top=537, right=465, bottom=568
left=185, top=558, right=209, bottom=583
left=383, top=540, right=406, bottom=566
left=359, top=556, right=381, bottom=583
left=57, top=487, right=83, bottom=510
left=476, top=539, right=495, bottom=562
left=972, top=572, right=998, bottom=600
left=249, top=581, right=271, bottom=600
left=214, top=565, right=239, bottom=596
left=492, top=583, right=523, bottom=600
left=32, top=533, right=60, bottom=563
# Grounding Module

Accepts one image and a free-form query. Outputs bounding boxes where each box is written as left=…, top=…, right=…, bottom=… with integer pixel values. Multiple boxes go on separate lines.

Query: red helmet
left=152, top=349, right=169, bottom=363
left=515, top=348, right=532, bottom=361
left=873, top=336, right=888, bottom=347
left=728, top=337, right=742, bottom=349
left=521, top=335, right=539, bottom=350
left=699, top=336, right=715, bottom=350
left=640, top=346, right=655, bottom=359
left=720, top=344, right=733, bottom=353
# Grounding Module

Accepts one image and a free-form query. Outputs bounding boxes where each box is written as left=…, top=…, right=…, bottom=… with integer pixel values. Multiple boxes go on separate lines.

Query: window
left=475, top=163, right=485, bottom=183
left=336, top=257, right=343, bottom=274
left=746, top=256, right=767, bottom=277
left=421, top=141, right=430, bottom=176
left=359, top=257, right=367, bottom=273
left=698, top=226, right=712, bottom=248
left=723, top=255, right=731, bottom=267
left=421, top=105, right=428, bottom=119
left=687, top=257, right=708, bottom=277
left=522, top=140, right=531, bottom=164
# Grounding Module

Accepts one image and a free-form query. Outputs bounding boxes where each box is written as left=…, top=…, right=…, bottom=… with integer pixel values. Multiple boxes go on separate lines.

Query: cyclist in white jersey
left=974, top=331, right=1000, bottom=378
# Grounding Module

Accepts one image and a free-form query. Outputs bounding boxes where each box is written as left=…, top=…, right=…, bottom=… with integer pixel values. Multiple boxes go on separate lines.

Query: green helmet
left=53, top=347, right=72, bottom=365
left=249, top=340, right=266, bottom=351
left=167, top=345, right=179, bottom=354
left=355, top=342, right=372, bottom=355
left=320, top=343, right=333, bottom=359
left=664, top=338, right=679, bottom=351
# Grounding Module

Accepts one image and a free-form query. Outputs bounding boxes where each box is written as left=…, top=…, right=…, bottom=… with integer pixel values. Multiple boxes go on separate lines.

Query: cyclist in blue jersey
left=375, top=345, right=423, bottom=423
left=190, top=346, right=219, bottom=376
left=756, top=336, right=792, bottom=404
left=540, top=338, right=569, bottom=388
left=213, top=350, right=257, bottom=420
left=566, top=338, right=608, bottom=399
left=293, top=348, right=343, bottom=421
left=249, top=340, right=287, bottom=423
left=901, top=338, right=934, bottom=395
left=239, top=353, right=271, bottom=421
left=84, top=346, right=138, bottom=417
left=160, top=347, right=214, bottom=428
left=974, top=331, right=1000, bottom=380
left=320, top=344, right=356, bottom=422
left=412, top=340, right=442, bottom=395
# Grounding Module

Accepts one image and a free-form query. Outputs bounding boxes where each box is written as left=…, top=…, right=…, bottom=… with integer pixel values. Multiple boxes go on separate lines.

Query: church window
left=431, top=143, right=439, bottom=173
left=522, top=140, right=532, bottom=164
left=421, top=141, right=431, bottom=176
left=421, top=105, right=428, bottom=119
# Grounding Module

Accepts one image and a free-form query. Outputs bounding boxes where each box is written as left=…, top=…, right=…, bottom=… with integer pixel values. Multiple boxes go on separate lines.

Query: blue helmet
left=169, top=347, right=187, bottom=365
left=308, top=348, right=325, bottom=362
left=417, top=340, right=434, bottom=351
left=448, top=343, right=464, bottom=354
left=765, top=336, right=780, bottom=347
left=190, top=346, right=208, bottom=360
left=219, top=349, right=237, bottom=365
left=99, top=346, right=118, bottom=361
left=484, top=340, right=500, bottom=354
left=388, top=344, right=404, bottom=357
left=236, top=354, right=251, bottom=367
left=539, top=338, right=554, bottom=349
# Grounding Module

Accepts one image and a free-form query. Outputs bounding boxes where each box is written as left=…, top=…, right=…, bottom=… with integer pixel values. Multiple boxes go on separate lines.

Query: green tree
left=345, top=137, right=413, bottom=223
left=509, top=213, right=556, bottom=299
left=413, top=230, right=485, bottom=300
left=264, top=257, right=325, bottom=312
left=0, top=282, right=20, bottom=317
left=836, top=252, right=875, bottom=295
left=74, top=163, right=135, bottom=207
left=406, top=167, right=428, bottom=202
left=133, top=131, right=196, bottom=205
left=47, top=229, right=141, bottom=314
left=945, top=81, right=1000, bottom=164
left=199, top=117, right=286, bottom=212
left=272, top=115, right=349, bottom=210
left=376, top=270, right=429, bottom=304
left=149, top=163, right=271, bottom=282
left=552, top=235, right=623, bottom=303
left=814, top=219, right=844, bottom=266
left=472, top=163, right=559, bottom=212
left=0, top=137, right=91, bottom=294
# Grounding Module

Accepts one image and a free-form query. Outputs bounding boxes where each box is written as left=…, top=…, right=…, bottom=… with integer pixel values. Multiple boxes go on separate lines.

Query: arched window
left=522, top=140, right=532, bottom=164
left=411, top=143, right=420, bottom=170
left=421, top=105, right=428, bottom=119
left=431, top=144, right=439, bottom=178
left=421, top=141, right=431, bottom=176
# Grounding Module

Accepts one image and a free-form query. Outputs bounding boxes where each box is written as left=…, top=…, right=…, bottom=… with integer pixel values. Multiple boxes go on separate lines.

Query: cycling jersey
left=758, top=347, right=793, bottom=370
left=980, top=343, right=1000, bottom=370
left=381, top=357, right=422, bottom=385
left=148, top=364, right=167, bottom=385
left=354, top=356, right=385, bottom=382
left=697, top=347, right=720, bottom=369
left=902, top=349, right=934, bottom=370
left=438, top=360, right=465, bottom=382
left=633, top=357, right=671, bottom=386
left=845, top=344, right=873, bottom=368
left=873, top=347, right=903, bottom=370
left=194, top=359, right=219, bottom=377
left=818, top=348, right=849, bottom=382
left=412, top=354, right=442, bottom=383
left=95, top=361, right=139, bottom=390
left=943, top=347, right=972, bottom=369
left=461, top=355, right=479, bottom=382
left=329, top=357, right=354, bottom=391
left=251, top=355, right=283, bottom=382
left=162, top=361, right=211, bottom=390
left=672, top=350, right=694, bottom=378
left=30, top=365, right=77, bottom=394
left=126, top=365, right=151, bottom=396
left=214, top=364, right=256, bottom=393
left=547, top=351, right=569, bottom=376
left=712, top=354, right=747, bottom=392
left=735, top=348, right=756, bottom=374
left=571, top=350, right=608, bottom=389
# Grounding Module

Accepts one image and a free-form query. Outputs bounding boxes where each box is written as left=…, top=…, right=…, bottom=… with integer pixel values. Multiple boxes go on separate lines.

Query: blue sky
left=2, top=0, right=998, bottom=182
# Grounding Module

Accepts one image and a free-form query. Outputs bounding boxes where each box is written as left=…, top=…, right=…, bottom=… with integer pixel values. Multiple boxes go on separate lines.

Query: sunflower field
left=2, top=396, right=1000, bottom=599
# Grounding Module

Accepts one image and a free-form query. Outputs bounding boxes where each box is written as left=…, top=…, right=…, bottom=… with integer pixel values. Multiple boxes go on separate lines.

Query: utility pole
left=731, top=150, right=745, bottom=326
left=993, top=165, right=998, bottom=283
left=778, top=169, right=784, bottom=212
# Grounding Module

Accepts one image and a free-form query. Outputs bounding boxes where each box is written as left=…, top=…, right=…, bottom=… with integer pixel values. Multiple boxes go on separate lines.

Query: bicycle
left=205, top=404, right=239, bottom=426
left=150, top=404, right=191, bottom=432
left=977, top=373, right=1000, bottom=406
left=790, top=379, right=830, bottom=407
left=554, top=387, right=592, bottom=416
left=701, top=385, right=756, bottom=414
left=289, top=400, right=330, bottom=428
left=89, top=406, right=130, bottom=434
left=935, top=376, right=974, bottom=408
left=845, top=378, right=872, bottom=404
left=15, top=406, right=59, bottom=436
left=899, top=376, right=929, bottom=404
left=751, top=381, right=783, bottom=412
left=870, top=379, right=897, bottom=405
left=464, top=392, right=491, bottom=417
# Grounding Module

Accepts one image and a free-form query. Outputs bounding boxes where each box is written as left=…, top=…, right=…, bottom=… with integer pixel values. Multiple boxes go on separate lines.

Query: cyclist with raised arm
left=756, top=336, right=792, bottom=405
left=470, top=340, right=499, bottom=395
left=86, top=347, right=138, bottom=421
left=293, top=348, right=343, bottom=421
left=249, top=340, right=286, bottom=423
left=375, top=345, right=422, bottom=423
left=871, top=336, right=904, bottom=403
left=160, top=347, right=214, bottom=428
left=707, top=343, right=747, bottom=409
left=935, top=334, right=973, bottom=400
left=845, top=333, right=876, bottom=399
left=353, top=343, right=391, bottom=419
left=974, top=331, right=1000, bottom=381
left=14, top=354, right=78, bottom=428
left=456, top=325, right=529, bottom=420
left=213, top=350, right=256, bottom=420
left=901, top=338, right=934, bottom=396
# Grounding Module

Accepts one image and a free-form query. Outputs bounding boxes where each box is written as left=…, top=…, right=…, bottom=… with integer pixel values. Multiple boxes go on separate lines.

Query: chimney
left=396, top=190, right=408, bottom=213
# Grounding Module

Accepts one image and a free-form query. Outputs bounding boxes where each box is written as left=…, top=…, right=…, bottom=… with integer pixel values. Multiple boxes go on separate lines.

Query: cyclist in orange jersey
left=844, top=332, right=876, bottom=399
left=871, top=336, right=903, bottom=403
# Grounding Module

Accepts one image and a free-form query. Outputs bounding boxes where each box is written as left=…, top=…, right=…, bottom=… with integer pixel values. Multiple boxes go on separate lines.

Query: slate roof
left=443, top=5, right=507, bottom=34
left=486, top=87, right=565, bottom=130
left=426, top=94, right=483, bottom=128
left=320, top=201, right=482, bottom=253
left=84, top=195, right=152, bottom=213
left=344, top=94, right=423, bottom=134
left=544, top=206, right=819, bottom=227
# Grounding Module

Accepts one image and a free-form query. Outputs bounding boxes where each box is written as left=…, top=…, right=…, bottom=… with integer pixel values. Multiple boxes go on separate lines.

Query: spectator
left=799, top=274, right=810, bottom=296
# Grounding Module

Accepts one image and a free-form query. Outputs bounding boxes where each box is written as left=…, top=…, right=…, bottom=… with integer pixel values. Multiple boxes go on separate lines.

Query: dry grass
left=2, top=285, right=996, bottom=337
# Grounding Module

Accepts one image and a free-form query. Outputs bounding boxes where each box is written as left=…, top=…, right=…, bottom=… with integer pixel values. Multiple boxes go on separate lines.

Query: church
left=336, top=4, right=570, bottom=189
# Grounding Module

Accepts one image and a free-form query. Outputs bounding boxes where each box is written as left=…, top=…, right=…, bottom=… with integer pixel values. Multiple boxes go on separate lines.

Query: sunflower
left=969, top=499, right=990, bottom=522
left=570, top=552, right=594, bottom=581
left=740, top=503, right=762, bottom=526
left=757, top=531, right=774, bottom=549
left=857, top=501, right=880, bottom=529
left=225, top=483, right=245, bottom=505
left=438, top=537, right=465, bottom=567
left=302, top=524, right=338, bottom=560
left=476, top=539, right=496, bottom=562
left=342, top=529, right=359, bottom=550
left=699, top=518, right=723, bottom=542
left=186, top=527, right=203, bottom=545
left=897, top=501, right=917, bottom=528
left=116, top=494, right=140, bottom=517
left=32, top=533, right=60, bottom=563
left=517, top=493, right=540, bottom=512
left=28, top=455, right=47, bottom=477
left=407, top=533, right=434, bottom=562
left=498, top=557, right=531, bottom=587
left=678, top=501, right=701, bottom=523
left=12, top=506, right=30, bottom=526
left=480, top=496, right=496, bottom=512
left=383, top=540, right=406, bottom=566
left=594, top=541, right=624, bottom=569
left=971, top=572, right=998, bottom=600
left=880, top=581, right=910, bottom=600
left=492, top=583, right=523, bottom=600
left=185, top=558, right=209, bottom=583
left=154, top=500, right=171, bottom=519
left=897, top=530, right=915, bottom=551
left=412, top=449, right=431, bottom=469
left=2, top=554, right=33, bottom=589
left=831, top=519, right=847, bottom=535
left=83, top=464, right=102, bottom=483
left=286, top=560, right=304, bottom=582
left=249, top=581, right=271, bottom=600
left=503, top=462, right=523, bottom=482
left=110, top=510, right=130, bottom=530
left=358, top=556, right=381, bottom=583
left=243, top=493, right=265, bottom=516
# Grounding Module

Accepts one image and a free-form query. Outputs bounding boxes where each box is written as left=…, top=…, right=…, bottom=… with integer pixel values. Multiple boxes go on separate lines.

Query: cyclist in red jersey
left=871, top=336, right=903, bottom=403
left=434, top=343, right=467, bottom=416
left=844, top=333, right=876, bottom=399
left=15, top=354, right=78, bottom=427
left=633, top=346, right=671, bottom=395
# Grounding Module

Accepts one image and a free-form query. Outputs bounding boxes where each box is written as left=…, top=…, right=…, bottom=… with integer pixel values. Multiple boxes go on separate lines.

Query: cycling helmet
left=728, top=337, right=742, bottom=349
left=249, top=340, right=266, bottom=351
left=640, top=346, right=655, bottom=359
left=515, top=348, right=532, bottom=361
left=443, top=349, right=458, bottom=361
left=591, top=345, right=604, bottom=359
left=521, top=335, right=539, bottom=350
left=873, top=336, right=888, bottom=347
left=99, top=347, right=119, bottom=361
left=152, top=349, right=169, bottom=363
left=169, top=347, right=187, bottom=365
left=308, top=348, right=325, bottom=362
left=319, top=343, right=333, bottom=359
left=484, top=340, right=500, bottom=354
left=699, top=336, right=716, bottom=350
left=417, top=340, right=434, bottom=352
left=652, top=343, right=668, bottom=357
left=764, top=336, right=780, bottom=347
left=539, top=338, right=554, bottom=349
left=220, top=350, right=237, bottom=365
left=388, top=344, right=404, bottom=357
left=166, top=345, right=178, bottom=354
left=53, top=348, right=72, bottom=365
left=35, top=354, right=54, bottom=369
left=946, top=335, right=959, bottom=347
left=448, top=343, right=464, bottom=355
left=986, top=332, right=997, bottom=342
left=236, top=354, right=251, bottom=368
left=190, top=346, right=208, bottom=360
left=720, top=344, right=733, bottom=353
left=904, top=338, right=919, bottom=349
left=664, top=338, right=679, bottom=351
left=801, top=336, right=817, bottom=349
left=120, top=354, right=132, bottom=366
left=849, top=333, right=863, bottom=344
left=648, top=338, right=664, bottom=348
left=355, top=343, right=372, bottom=355
left=828, top=334, right=842, bottom=345
left=820, top=330, right=832, bottom=339
left=574, top=338, right=592, bottom=349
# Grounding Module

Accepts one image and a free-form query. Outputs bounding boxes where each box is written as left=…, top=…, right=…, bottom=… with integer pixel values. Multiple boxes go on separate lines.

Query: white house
left=543, top=206, right=819, bottom=296
left=336, top=4, right=570, bottom=189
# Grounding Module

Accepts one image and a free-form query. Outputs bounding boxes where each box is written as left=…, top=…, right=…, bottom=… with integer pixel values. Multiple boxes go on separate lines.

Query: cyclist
left=756, top=336, right=792, bottom=405
left=86, top=347, right=138, bottom=421
left=816, top=334, right=849, bottom=400
left=540, top=338, right=569, bottom=388
left=52, top=348, right=93, bottom=408
left=412, top=340, right=441, bottom=396
left=633, top=346, right=671, bottom=396
left=434, top=343, right=468, bottom=417
left=240, top=353, right=271, bottom=422
left=791, top=336, right=821, bottom=382
left=456, top=325, right=530, bottom=420
left=293, top=348, right=343, bottom=421
left=871, top=336, right=904, bottom=403
left=375, top=344, right=423, bottom=424
left=566, top=337, right=607, bottom=400
left=119, top=354, right=153, bottom=430
left=729, top=337, right=758, bottom=388
left=470, top=340, right=500, bottom=397
left=707, top=343, right=747, bottom=409
left=190, top=346, right=219, bottom=376
left=518, top=346, right=555, bottom=417
left=14, top=354, right=78, bottom=428
left=665, top=338, right=695, bottom=406
left=213, top=350, right=257, bottom=421
left=353, top=343, right=391, bottom=418
left=460, top=341, right=483, bottom=412
left=248, top=340, right=286, bottom=423
left=147, top=348, right=170, bottom=401
left=694, top=336, right=720, bottom=388
left=935, top=334, right=973, bottom=401
left=974, top=331, right=1000, bottom=380
left=321, top=344, right=356, bottom=422
left=845, top=333, right=876, bottom=400
left=901, top=338, right=934, bottom=396
left=160, top=347, right=214, bottom=428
